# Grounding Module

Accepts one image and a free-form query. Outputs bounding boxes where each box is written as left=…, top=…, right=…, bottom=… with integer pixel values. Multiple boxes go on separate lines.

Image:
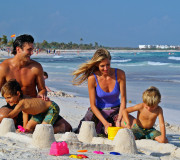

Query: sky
left=0, top=0, right=180, bottom=47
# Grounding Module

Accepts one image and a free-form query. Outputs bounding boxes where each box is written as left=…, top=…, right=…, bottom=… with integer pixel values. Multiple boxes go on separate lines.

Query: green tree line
left=35, top=40, right=103, bottom=50
left=0, top=35, right=106, bottom=50
left=0, top=35, right=139, bottom=50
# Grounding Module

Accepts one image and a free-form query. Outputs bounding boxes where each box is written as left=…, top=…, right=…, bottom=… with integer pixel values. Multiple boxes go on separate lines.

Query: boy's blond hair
left=142, top=86, right=161, bottom=107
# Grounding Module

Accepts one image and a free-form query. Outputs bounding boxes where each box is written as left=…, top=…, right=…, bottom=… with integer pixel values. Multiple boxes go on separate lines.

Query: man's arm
left=0, top=62, right=7, bottom=90
left=34, top=62, right=49, bottom=100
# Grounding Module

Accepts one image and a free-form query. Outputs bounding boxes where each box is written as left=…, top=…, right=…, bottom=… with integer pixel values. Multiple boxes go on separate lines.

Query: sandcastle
left=113, top=128, right=137, bottom=154
left=0, top=120, right=137, bottom=154
left=0, top=118, right=16, bottom=136
left=32, top=124, right=55, bottom=148
left=78, top=121, right=97, bottom=143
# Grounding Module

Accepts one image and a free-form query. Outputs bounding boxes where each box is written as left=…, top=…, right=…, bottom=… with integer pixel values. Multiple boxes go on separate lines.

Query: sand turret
left=78, top=121, right=97, bottom=143
left=113, top=128, right=137, bottom=154
left=32, top=124, right=55, bottom=148
left=0, top=118, right=16, bottom=136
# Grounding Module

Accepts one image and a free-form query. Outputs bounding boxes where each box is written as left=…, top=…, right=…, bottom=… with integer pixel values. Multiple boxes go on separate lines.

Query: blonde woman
left=73, top=48, right=135, bottom=135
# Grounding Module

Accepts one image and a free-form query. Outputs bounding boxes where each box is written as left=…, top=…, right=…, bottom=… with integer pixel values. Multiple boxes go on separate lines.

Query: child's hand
left=115, top=120, right=121, bottom=127
left=155, top=135, right=168, bottom=143
left=104, top=123, right=112, bottom=135
left=17, top=125, right=25, bottom=132
left=16, top=129, right=21, bottom=133
left=126, top=124, right=131, bottom=129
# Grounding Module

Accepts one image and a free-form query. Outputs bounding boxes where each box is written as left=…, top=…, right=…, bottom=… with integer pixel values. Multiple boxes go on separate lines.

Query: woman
left=73, top=48, right=135, bottom=135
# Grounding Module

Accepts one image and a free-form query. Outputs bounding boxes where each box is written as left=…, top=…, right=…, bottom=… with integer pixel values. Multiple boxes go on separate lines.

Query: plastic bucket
left=108, top=127, right=123, bottom=140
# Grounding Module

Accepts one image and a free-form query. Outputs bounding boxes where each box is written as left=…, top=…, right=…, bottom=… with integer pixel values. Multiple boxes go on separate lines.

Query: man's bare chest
left=6, top=68, right=36, bottom=86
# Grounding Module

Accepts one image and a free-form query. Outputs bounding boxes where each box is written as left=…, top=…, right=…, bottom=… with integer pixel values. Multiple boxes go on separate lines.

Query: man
left=0, top=34, right=72, bottom=133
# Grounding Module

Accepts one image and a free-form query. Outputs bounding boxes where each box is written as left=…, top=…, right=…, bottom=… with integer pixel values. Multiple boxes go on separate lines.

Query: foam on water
left=168, top=56, right=180, bottom=60
left=147, top=61, right=170, bottom=66
left=111, top=59, right=132, bottom=63
left=53, top=55, right=63, bottom=58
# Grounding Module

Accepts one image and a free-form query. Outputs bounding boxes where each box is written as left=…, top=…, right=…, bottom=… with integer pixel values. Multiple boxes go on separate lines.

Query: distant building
left=139, top=45, right=177, bottom=49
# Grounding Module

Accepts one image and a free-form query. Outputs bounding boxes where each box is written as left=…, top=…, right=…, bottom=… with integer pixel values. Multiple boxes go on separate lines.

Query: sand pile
left=47, top=90, right=75, bottom=97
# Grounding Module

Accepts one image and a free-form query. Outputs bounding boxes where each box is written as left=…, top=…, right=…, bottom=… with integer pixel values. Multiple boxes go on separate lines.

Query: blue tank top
left=93, top=69, right=120, bottom=109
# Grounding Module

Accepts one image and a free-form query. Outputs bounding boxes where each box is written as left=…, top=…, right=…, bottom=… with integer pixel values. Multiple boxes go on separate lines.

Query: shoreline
left=1, top=49, right=180, bottom=58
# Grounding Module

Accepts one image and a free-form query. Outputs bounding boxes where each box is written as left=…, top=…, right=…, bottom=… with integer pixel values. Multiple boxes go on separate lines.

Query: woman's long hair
left=72, top=48, right=111, bottom=85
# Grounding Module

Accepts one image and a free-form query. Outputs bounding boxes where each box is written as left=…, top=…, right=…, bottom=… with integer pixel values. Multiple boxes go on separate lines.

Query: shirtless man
left=123, top=86, right=168, bottom=143
left=0, top=34, right=72, bottom=133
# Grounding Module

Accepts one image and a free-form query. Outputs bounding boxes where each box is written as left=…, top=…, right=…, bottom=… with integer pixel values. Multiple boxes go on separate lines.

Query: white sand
left=0, top=92, right=180, bottom=160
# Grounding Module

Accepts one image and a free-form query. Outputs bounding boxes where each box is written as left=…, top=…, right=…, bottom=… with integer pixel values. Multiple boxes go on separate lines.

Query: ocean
left=31, top=51, right=180, bottom=112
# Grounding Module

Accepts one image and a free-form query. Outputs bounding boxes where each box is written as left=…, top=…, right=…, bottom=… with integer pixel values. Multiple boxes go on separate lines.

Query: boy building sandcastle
left=1, top=79, right=60, bottom=133
left=123, top=86, right=168, bottom=143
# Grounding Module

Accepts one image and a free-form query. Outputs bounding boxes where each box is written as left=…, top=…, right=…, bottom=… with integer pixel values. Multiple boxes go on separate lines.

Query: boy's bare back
left=136, top=103, right=162, bottom=129
left=16, top=97, right=52, bottom=115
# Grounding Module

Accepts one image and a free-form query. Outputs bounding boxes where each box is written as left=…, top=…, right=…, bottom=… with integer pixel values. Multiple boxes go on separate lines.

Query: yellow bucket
left=108, top=127, right=123, bottom=140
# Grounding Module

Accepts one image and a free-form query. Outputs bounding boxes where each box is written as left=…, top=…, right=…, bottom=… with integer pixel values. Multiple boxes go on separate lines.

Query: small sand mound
left=47, top=90, right=75, bottom=97
left=59, top=132, right=79, bottom=142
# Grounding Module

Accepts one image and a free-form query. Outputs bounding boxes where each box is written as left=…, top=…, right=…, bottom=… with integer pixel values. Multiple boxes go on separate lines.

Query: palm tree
left=8, top=39, right=14, bottom=46
left=1, top=35, right=8, bottom=46
left=80, top=38, right=83, bottom=44
left=0, top=37, right=2, bottom=47
left=80, top=38, right=83, bottom=50
left=95, top=42, right=98, bottom=49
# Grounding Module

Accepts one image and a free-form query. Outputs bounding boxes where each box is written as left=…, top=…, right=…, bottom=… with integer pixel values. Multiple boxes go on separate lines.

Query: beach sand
left=0, top=91, right=180, bottom=160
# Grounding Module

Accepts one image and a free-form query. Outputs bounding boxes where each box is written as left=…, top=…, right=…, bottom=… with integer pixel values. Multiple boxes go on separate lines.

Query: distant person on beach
left=0, top=34, right=72, bottom=133
left=1, top=79, right=61, bottom=133
left=72, top=48, right=136, bottom=135
left=123, top=86, right=168, bottom=143
left=44, top=71, right=53, bottom=92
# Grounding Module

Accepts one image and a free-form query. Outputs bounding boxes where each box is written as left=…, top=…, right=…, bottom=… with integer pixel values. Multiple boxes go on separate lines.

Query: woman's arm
left=116, top=69, right=126, bottom=126
left=88, top=75, right=112, bottom=134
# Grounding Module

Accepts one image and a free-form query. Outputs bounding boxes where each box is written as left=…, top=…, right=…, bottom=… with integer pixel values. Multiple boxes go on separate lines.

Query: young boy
left=123, top=86, right=168, bottom=143
left=44, top=71, right=53, bottom=92
left=1, top=79, right=60, bottom=133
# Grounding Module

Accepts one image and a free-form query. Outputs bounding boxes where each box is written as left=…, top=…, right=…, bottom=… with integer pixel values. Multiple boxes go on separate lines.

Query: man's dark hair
left=12, top=34, right=34, bottom=55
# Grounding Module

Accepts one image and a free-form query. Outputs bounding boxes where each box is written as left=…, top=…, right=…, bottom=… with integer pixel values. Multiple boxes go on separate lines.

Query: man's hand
left=37, top=94, right=50, bottom=101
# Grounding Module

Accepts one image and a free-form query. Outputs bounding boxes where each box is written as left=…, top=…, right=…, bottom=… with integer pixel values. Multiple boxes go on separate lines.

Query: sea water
left=31, top=51, right=180, bottom=112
